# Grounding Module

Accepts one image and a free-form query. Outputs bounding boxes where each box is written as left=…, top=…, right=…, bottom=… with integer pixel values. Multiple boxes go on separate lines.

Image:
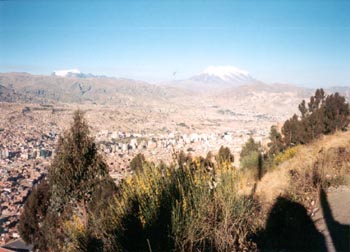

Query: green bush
left=240, top=151, right=260, bottom=170
left=89, top=153, right=260, bottom=252
left=130, top=153, right=146, bottom=172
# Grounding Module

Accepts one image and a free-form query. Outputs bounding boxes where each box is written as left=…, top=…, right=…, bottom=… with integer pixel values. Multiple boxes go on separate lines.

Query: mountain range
left=0, top=66, right=348, bottom=115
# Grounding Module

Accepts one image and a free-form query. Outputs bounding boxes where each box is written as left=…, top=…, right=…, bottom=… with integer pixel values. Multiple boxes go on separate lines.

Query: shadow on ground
left=320, top=187, right=350, bottom=252
left=255, top=196, right=327, bottom=252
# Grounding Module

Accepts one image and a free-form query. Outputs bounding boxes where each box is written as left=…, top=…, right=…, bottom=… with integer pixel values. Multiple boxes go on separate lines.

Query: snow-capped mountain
left=52, top=69, right=81, bottom=77
left=52, top=69, right=107, bottom=78
left=165, top=65, right=258, bottom=91
left=190, top=65, right=255, bottom=86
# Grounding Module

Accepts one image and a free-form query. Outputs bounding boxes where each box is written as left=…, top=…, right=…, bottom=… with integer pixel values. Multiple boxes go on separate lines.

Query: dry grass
left=255, top=130, right=350, bottom=206
left=255, top=166, right=290, bottom=204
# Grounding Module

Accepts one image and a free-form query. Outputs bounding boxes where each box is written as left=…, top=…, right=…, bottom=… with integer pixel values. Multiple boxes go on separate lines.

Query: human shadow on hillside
left=320, top=187, right=350, bottom=252
left=251, top=153, right=263, bottom=196
left=255, top=196, right=327, bottom=252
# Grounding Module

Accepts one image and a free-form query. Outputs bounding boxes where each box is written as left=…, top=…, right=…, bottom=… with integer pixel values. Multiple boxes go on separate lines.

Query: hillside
left=0, top=72, right=188, bottom=105
left=210, top=82, right=313, bottom=116
left=0, top=72, right=311, bottom=128
left=253, top=131, right=350, bottom=252
left=256, top=130, right=350, bottom=203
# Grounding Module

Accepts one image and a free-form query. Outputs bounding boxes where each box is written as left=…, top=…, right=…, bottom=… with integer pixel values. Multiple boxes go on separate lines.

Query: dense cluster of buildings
left=98, top=128, right=270, bottom=180
left=0, top=123, right=58, bottom=245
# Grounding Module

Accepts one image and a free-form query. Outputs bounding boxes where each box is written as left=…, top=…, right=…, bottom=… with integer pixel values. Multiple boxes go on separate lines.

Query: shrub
left=92, top=152, right=260, bottom=252
left=216, top=146, right=234, bottom=169
left=130, top=153, right=146, bottom=172
left=240, top=151, right=260, bottom=170
left=273, top=146, right=298, bottom=166
left=240, top=137, right=261, bottom=161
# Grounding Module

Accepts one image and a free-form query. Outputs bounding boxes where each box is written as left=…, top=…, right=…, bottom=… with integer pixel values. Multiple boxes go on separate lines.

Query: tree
left=216, top=146, right=234, bottom=168
left=49, top=110, right=110, bottom=212
left=19, top=110, right=115, bottom=251
left=308, top=89, right=325, bottom=114
left=267, top=126, right=285, bottom=157
left=130, top=153, right=146, bottom=172
left=240, top=137, right=261, bottom=160
left=298, top=100, right=308, bottom=118
left=314, top=88, right=325, bottom=110
left=280, top=89, right=349, bottom=149
left=323, top=93, right=350, bottom=134
left=18, top=181, right=51, bottom=251
left=282, top=114, right=306, bottom=147
left=304, top=108, right=324, bottom=140
left=240, top=137, right=262, bottom=170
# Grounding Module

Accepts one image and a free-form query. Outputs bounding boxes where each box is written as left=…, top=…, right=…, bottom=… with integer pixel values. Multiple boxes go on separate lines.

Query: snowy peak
left=53, top=69, right=81, bottom=77
left=202, top=65, right=251, bottom=81
left=52, top=69, right=107, bottom=78
left=190, top=65, right=254, bottom=86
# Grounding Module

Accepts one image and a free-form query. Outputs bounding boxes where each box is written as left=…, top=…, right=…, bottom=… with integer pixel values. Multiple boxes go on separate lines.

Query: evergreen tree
left=323, top=92, right=350, bottom=133
left=18, top=181, right=51, bottom=251
left=216, top=146, right=234, bottom=167
left=281, top=89, right=349, bottom=148
left=240, top=137, right=261, bottom=160
left=19, top=110, right=115, bottom=251
left=49, top=110, right=109, bottom=212
left=314, top=88, right=325, bottom=109
left=240, top=137, right=262, bottom=170
left=304, top=108, right=324, bottom=140
left=130, top=153, right=146, bottom=172
left=268, top=125, right=285, bottom=157
left=298, top=100, right=308, bottom=118
left=282, top=114, right=306, bottom=146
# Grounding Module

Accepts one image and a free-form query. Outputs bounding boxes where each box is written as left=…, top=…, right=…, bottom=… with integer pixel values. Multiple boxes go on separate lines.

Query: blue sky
left=1, top=0, right=349, bottom=86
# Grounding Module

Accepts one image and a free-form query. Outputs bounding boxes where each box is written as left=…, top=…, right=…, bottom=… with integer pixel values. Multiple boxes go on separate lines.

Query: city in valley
left=0, top=101, right=278, bottom=242
left=2, top=2, right=350, bottom=251
left=0, top=68, right=314, bottom=242
left=1, top=67, right=350, bottom=245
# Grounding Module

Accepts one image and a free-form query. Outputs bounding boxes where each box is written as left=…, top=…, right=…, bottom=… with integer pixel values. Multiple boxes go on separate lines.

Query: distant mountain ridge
left=0, top=72, right=188, bottom=105
left=0, top=71, right=349, bottom=117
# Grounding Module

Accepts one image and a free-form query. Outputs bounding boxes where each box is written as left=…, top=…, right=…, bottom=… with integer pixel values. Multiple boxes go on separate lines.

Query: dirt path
left=313, top=186, right=350, bottom=252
